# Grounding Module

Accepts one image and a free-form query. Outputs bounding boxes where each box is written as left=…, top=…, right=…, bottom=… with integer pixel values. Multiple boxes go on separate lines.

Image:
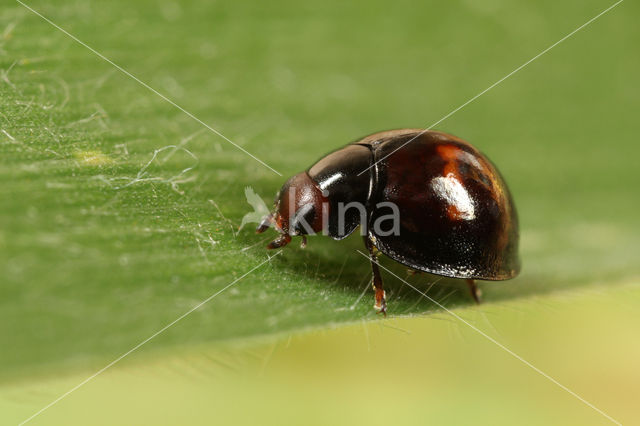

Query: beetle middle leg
left=406, top=268, right=421, bottom=277
left=466, top=279, right=482, bottom=304
left=363, top=236, right=387, bottom=316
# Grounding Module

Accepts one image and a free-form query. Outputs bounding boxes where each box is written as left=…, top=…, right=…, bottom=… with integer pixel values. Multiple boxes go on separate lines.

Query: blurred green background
left=1, top=0, right=638, bottom=424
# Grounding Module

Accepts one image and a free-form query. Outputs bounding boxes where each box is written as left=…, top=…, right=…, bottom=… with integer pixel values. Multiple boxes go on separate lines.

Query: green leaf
left=1, top=0, right=638, bottom=383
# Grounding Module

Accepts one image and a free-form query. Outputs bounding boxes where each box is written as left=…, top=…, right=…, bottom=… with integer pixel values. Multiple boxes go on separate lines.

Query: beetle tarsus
left=364, top=236, right=387, bottom=316
left=466, top=279, right=482, bottom=304
left=374, top=287, right=387, bottom=316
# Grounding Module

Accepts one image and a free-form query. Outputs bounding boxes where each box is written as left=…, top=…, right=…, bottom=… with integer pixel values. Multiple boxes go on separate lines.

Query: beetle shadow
left=246, top=228, right=592, bottom=316
left=247, top=231, right=493, bottom=315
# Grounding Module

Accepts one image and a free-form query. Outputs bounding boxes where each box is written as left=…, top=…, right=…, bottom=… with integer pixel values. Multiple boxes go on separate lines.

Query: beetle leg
left=406, top=268, right=420, bottom=277
left=267, top=233, right=291, bottom=249
left=466, top=279, right=482, bottom=304
left=363, top=236, right=387, bottom=316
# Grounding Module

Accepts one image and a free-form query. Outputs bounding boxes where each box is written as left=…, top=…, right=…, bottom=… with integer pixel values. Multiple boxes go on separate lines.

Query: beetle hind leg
left=466, top=279, right=482, bottom=304
left=406, top=268, right=421, bottom=277
left=363, top=236, right=387, bottom=316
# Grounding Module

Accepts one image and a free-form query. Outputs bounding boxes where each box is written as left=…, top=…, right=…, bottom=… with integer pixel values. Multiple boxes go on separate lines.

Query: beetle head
left=256, top=172, right=327, bottom=249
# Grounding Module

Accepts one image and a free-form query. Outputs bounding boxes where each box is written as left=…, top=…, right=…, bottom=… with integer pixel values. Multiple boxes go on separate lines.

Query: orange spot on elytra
left=447, top=204, right=462, bottom=220
left=436, top=143, right=512, bottom=252
left=436, top=145, right=467, bottom=220
left=436, top=144, right=461, bottom=178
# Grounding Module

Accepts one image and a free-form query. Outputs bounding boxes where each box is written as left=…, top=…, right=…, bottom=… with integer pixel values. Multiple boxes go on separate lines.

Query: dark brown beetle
left=257, top=129, right=520, bottom=314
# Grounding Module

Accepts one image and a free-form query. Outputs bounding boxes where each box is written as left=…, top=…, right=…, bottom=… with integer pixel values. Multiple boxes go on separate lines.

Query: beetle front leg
left=364, top=236, right=387, bottom=316
left=267, top=234, right=291, bottom=249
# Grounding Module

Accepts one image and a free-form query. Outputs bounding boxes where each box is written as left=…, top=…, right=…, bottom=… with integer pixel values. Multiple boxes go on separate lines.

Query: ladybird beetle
left=257, top=129, right=520, bottom=314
